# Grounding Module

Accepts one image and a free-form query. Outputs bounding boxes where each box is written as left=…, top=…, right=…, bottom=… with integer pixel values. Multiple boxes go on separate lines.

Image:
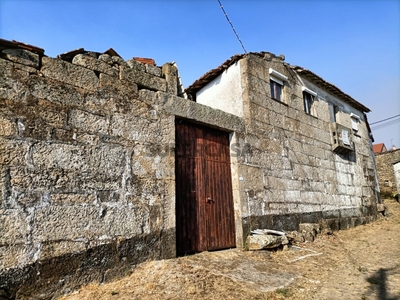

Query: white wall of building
left=196, top=62, right=243, bottom=117
left=394, top=161, right=400, bottom=194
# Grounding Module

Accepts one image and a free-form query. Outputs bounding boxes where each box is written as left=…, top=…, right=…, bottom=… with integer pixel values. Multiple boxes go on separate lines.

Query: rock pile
left=246, top=223, right=333, bottom=250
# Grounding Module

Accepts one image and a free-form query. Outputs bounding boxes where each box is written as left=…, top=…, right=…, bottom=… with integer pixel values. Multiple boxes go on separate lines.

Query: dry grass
left=60, top=199, right=400, bottom=300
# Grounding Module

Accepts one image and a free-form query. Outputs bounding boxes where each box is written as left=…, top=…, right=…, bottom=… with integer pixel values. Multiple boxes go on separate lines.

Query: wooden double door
left=175, top=120, right=236, bottom=256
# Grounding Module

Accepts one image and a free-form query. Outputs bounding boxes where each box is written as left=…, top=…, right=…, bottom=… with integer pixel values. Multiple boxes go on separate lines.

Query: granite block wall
left=0, top=46, right=177, bottom=298
left=236, top=54, right=378, bottom=234
left=0, top=43, right=246, bottom=299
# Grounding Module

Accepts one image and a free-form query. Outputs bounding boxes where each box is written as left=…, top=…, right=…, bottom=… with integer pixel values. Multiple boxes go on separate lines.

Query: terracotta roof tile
left=373, top=143, right=387, bottom=154
left=133, top=57, right=156, bottom=66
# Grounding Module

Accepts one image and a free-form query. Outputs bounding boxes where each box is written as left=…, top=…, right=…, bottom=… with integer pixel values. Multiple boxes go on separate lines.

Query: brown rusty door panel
left=175, top=120, right=235, bottom=256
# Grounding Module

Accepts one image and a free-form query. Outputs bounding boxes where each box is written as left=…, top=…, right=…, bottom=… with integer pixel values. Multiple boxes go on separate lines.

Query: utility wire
left=370, top=118, right=400, bottom=130
left=217, top=0, right=247, bottom=53
left=370, top=114, right=400, bottom=125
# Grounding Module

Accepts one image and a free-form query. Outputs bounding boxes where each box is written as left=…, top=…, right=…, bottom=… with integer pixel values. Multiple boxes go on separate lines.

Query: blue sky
left=1, top=0, right=399, bottom=148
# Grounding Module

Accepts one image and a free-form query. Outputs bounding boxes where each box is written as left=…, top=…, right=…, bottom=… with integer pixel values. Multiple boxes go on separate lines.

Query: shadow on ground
left=366, top=265, right=400, bottom=300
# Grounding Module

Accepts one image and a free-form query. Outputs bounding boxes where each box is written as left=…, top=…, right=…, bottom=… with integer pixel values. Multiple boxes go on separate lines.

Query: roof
left=373, top=143, right=387, bottom=154
left=185, top=52, right=371, bottom=113
left=0, top=38, right=45, bottom=56
left=57, top=48, right=156, bottom=65
left=290, top=66, right=370, bottom=112
left=57, top=47, right=123, bottom=62
left=185, top=53, right=248, bottom=94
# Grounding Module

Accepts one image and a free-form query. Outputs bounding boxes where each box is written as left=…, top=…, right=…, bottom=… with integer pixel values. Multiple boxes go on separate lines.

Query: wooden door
left=175, top=120, right=236, bottom=256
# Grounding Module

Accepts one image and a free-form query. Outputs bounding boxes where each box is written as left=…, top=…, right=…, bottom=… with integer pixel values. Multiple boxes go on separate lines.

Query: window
left=270, top=80, right=282, bottom=101
left=303, top=92, right=314, bottom=114
left=328, top=103, right=339, bottom=122
left=302, top=87, right=317, bottom=115
left=269, top=68, right=287, bottom=102
left=350, top=113, right=360, bottom=132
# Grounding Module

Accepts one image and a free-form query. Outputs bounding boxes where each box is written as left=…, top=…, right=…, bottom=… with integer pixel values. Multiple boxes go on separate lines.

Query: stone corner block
left=162, top=63, right=178, bottom=95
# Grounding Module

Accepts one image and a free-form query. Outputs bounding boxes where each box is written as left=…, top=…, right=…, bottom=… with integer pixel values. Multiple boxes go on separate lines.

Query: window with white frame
left=302, top=87, right=317, bottom=115
left=269, top=68, right=287, bottom=102
left=350, top=113, right=360, bottom=132
left=270, top=79, right=282, bottom=101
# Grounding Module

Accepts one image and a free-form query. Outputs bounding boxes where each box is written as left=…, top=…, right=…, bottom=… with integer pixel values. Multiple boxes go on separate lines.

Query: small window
left=350, top=113, right=360, bottom=132
left=270, top=80, right=282, bottom=101
left=302, top=87, right=317, bottom=116
left=328, top=103, right=339, bottom=122
left=303, top=92, right=314, bottom=115
left=269, top=68, right=287, bottom=103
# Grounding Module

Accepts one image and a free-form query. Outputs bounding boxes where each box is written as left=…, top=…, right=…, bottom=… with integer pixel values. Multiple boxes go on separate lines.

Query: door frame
left=174, top=119, right=243, bottom=255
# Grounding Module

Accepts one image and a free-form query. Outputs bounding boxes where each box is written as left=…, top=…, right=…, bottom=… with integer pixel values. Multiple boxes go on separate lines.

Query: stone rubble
left=247, top=223, right=334, bottom=250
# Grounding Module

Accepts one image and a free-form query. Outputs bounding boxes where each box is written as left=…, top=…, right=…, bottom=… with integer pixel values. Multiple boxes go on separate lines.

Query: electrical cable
left=369, top=114, right=400, bottom=125
left=370, top=118, right=400, bottom=130
left=217, top=0, right=247, bottom=53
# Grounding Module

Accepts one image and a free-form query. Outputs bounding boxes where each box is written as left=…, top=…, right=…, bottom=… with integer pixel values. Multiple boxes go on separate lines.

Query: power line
left=370, top=114, right=400, bottom=125
left=217, top=0, right=247, bottom=54
left=370, top=118, right=400, bottom=130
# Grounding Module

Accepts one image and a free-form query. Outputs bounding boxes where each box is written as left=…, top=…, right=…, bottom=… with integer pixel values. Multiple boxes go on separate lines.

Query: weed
left=276, top=288, right=290, bottom=297
left=110, top=290, right=119, bottom=295
left=358, top=266, right=368, bottom=273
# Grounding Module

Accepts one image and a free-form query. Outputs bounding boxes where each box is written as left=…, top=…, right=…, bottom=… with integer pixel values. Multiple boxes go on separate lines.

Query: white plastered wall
left=394, top=162, right=400, bottom=194
left=196, top=62, right=244, bottom=117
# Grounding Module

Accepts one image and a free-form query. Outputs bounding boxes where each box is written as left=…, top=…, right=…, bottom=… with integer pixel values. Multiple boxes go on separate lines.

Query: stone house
left=185, top=52, right=379, bottom=245
left=0, top=39, right=379, bottom=298
left=374, top=148, right=400, bottom=197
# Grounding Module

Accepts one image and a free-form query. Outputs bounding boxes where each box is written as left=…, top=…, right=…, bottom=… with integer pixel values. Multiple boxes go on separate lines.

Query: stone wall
left=0, top=43, right=380, bottom=298
left=231, top=54, right=378, bottom=235
left=0, top=43, right=246, bottom=299
left=0, top=46, right=181, bottom=298
left=375, top=149, right=400, bottom=197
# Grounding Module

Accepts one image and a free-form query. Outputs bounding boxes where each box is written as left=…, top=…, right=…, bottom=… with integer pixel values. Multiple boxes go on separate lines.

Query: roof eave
left=291, top=66, right=371, bottom=113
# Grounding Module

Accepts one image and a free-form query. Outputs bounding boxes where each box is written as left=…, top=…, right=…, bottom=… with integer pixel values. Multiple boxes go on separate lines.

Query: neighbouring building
left=373, top=143, right=387, bottom=154
left=374, top=147, right=400, bottom=197
left=0, top=40, right=379, bottom=298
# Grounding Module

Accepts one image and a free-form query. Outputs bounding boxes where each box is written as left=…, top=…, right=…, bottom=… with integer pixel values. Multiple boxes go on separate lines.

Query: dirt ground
left=61, top=199, right=400, bottom=300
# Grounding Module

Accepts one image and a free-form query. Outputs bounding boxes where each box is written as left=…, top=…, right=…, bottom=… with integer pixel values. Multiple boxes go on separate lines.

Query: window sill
left=304, top=112, right=318, bottom=119
left=270, top=97, right=288, bottom=106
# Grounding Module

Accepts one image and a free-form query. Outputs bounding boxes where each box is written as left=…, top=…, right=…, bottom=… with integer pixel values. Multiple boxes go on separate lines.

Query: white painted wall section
left=196, top=62, right=243, bottom=117
left=394, top=162, right=400, bottom=194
